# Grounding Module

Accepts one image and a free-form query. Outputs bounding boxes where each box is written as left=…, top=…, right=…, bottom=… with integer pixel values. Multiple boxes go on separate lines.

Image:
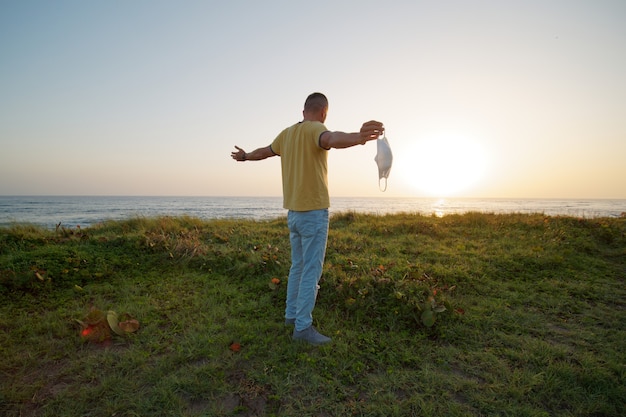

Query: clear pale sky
left=1, top=1, right=625, bottom=198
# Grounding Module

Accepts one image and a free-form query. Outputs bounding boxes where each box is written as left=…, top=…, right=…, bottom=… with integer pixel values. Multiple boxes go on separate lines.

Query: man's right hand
left=231, top=146, right=246, bottom=161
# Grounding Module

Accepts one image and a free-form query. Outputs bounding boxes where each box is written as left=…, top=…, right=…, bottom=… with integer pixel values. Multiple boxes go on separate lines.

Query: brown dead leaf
left=119, top=319, right=140, bottom=333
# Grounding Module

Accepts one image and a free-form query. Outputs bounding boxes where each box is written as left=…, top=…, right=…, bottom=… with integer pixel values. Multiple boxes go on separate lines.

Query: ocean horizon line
left=2, top=195, right=625, bottom=230
left=1, top=195, right=625, bottom=200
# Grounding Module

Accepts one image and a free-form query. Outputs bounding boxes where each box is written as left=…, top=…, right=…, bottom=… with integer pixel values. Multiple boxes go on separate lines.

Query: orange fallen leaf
left=229, top=342, right=241, bottom=352
left=271, top=278, right=280, bottom=285
left=81, top=326, right=94, bottom=337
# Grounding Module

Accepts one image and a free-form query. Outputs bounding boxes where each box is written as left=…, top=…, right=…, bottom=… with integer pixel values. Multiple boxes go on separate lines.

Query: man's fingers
left=231, top=146, right=245, bottom=160
left=364, top=120, right=383, bottom=129
left=362, top=120, right=385, bottom=137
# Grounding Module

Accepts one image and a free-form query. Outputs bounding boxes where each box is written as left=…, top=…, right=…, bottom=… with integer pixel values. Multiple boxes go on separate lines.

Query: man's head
left=303, top=92, right=328, bottom=122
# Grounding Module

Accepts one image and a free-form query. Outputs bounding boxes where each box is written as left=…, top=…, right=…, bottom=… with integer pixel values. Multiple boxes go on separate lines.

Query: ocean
left=0, top=196, right=624, bottom=229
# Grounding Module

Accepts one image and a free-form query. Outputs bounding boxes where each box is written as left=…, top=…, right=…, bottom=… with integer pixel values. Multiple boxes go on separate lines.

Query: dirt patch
left=4, top=357, right=74, bottom=417
left=208, top=368, right=280, bottom=416
left=186, top=398, right=213, bottom=416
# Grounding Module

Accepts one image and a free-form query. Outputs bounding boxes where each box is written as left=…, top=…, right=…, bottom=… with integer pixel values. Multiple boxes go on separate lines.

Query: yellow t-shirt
left=270, top=121, right=329, bottom=211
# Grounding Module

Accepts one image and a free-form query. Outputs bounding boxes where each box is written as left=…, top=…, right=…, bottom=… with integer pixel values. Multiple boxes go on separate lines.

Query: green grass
left=1, top=212, right=624, bottom=416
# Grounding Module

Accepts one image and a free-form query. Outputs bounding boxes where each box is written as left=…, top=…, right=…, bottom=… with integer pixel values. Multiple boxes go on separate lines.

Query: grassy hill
left=1, top=212, right=624, bottom=416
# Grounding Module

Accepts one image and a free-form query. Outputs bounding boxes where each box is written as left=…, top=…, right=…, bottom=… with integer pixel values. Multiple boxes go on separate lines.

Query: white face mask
left=374, top=135, right=393, bottom=191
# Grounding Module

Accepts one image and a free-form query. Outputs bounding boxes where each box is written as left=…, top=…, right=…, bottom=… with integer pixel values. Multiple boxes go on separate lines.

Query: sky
left=1, top=0, right=625, bottom=199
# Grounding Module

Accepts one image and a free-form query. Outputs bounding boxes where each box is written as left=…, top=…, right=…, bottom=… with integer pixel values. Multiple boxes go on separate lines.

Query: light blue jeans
left=285, top=209, right=329, bottom=331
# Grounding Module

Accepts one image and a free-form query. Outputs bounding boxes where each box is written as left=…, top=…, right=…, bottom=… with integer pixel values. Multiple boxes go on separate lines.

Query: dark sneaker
left=292, top=325, right=332, bottom=345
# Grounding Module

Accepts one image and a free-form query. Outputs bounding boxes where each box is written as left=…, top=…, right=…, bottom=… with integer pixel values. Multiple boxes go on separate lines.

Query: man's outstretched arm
left=231, top=145, right=276, bottom=162
left=319, top=120, right=384, bottom=149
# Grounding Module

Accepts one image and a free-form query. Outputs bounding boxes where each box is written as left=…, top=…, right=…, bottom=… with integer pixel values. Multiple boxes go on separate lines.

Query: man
left=231, top=92, right=384, bottom=345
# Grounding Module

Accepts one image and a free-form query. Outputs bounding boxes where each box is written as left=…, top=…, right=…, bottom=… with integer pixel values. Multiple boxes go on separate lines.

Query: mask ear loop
left=379, top=177, right=388, bottom=192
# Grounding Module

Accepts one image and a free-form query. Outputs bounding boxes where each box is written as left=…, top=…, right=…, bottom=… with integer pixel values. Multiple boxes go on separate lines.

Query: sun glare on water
left=400, top=134, right=489, bottom=197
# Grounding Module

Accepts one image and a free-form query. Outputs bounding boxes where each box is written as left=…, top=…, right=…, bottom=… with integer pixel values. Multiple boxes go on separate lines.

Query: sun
left=400, top=134, right=488, bottom=197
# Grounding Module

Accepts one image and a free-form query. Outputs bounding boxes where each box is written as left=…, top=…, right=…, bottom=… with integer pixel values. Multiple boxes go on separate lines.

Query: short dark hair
left=304, top=92, right=328, bottom=113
